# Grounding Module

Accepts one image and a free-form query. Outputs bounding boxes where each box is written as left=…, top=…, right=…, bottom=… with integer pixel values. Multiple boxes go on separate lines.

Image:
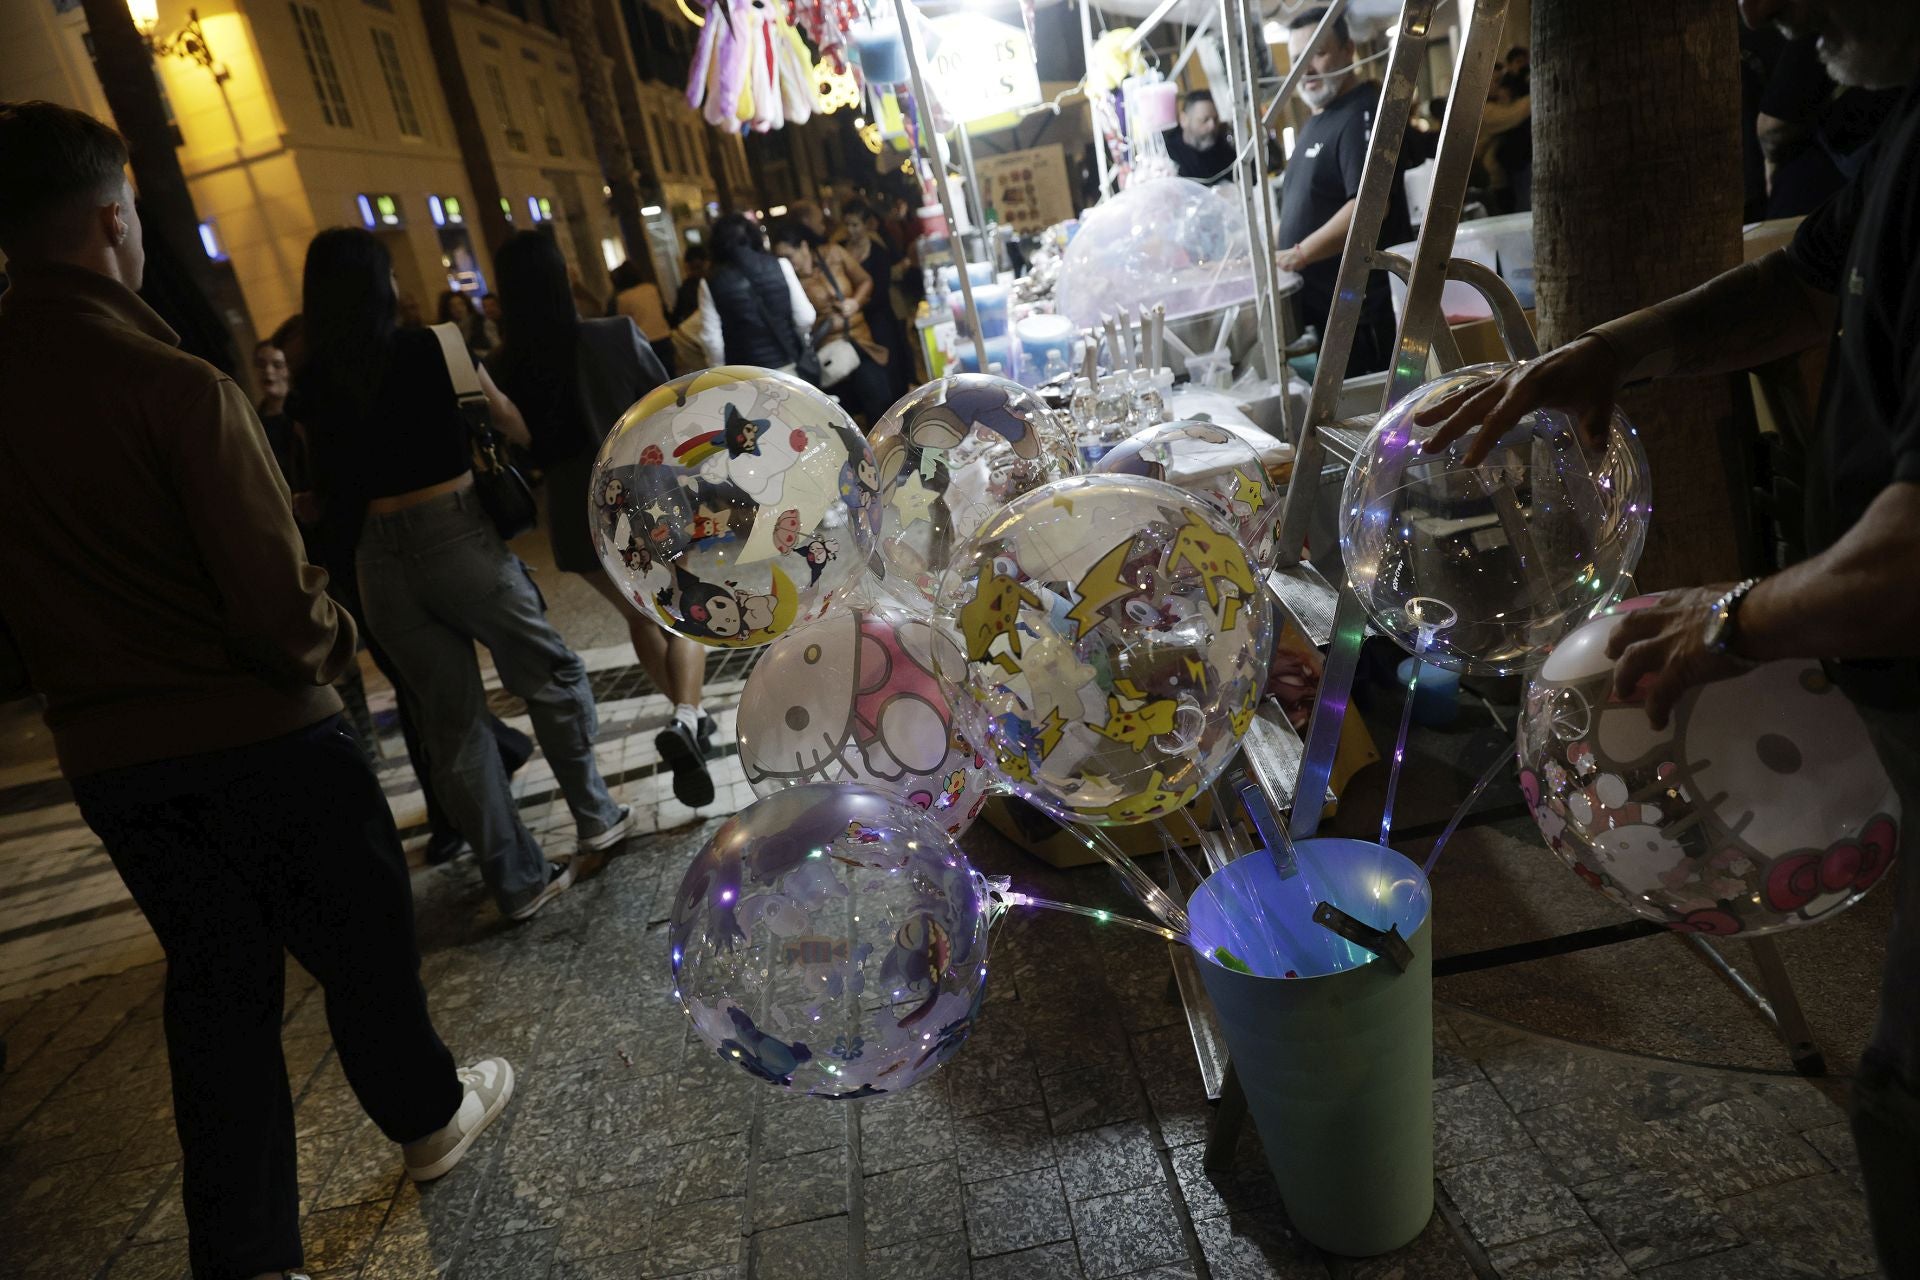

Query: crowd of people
left=0, top=96, right=936, bottom=1280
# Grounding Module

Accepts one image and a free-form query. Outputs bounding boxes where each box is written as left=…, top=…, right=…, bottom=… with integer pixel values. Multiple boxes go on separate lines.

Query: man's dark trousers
left=73, top=716, right=461, bottom=1280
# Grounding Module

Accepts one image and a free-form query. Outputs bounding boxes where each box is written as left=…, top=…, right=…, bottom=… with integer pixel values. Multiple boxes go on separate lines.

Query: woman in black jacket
left=688, top=212, right=817, bottom=371
left=488, top=232, right=718, bottom=809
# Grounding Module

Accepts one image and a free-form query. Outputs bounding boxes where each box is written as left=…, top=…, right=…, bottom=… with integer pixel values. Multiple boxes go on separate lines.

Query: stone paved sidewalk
left=0, top=815, right=1881, bottom=1280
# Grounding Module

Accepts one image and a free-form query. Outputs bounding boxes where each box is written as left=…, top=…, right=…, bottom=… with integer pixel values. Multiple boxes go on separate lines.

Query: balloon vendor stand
left=637, top=0, right=1888, bottom=1262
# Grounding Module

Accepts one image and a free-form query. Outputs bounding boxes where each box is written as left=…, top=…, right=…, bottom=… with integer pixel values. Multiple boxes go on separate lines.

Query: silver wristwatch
left=1702, top=578, right=1761, bottom=657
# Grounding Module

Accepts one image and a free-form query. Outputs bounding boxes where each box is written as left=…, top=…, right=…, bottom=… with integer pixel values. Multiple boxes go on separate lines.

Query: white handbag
left=816, top=337, right=860, bottom=387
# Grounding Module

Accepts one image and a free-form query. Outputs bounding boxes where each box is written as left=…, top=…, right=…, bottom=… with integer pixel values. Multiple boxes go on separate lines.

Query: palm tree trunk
left=555, top=0, right=651, bottom=285
left=420, top=0, right=513, bottom=261
left=592, top=0, right=669, bottom=233
left=79, top=0, right=255, bottom=372
left=1533, top=0, right=1753, bottom=587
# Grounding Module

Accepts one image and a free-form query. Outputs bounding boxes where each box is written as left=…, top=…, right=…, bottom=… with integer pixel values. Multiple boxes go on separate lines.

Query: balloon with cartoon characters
left=931, top=474, right=1272, bottom=827
left=735, top=605, right=996, bottom=838
left=669, top=784, right=993, bottom=1099
left=869, top=374, right=1079, bottom=602
left=1518, top=598, right=1900, bottom=937
left=1092, top=421, right=1282, bottom=569
left=590, top=366, right=882, bottom=647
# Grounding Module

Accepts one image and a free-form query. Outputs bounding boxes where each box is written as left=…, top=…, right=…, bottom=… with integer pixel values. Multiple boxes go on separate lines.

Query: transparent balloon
left=1093, top=421, right=1281, bottom=569
left=590, top=366, right=881, bottom=647
left=932, top=475, right=1272, bottom=826
left=1518, top=601, right=1900, bottom=937
left=1056, top=177, right=1257, bottom=327
left=1339, top=363, right=1651, bottom=675
left=669, top=785, right=993, bottom=1098
left=736, top=605, right=995, bottom=839
left=870, top=374, right=1079, bottom=601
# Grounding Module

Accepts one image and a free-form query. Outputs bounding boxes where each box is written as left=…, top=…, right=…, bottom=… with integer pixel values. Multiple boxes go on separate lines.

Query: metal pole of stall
left=1231, top=0, right=1287, bottom=401
left=1080, top=0, right=1111, bottom=198
left=891, top=0, right=989, bottom=372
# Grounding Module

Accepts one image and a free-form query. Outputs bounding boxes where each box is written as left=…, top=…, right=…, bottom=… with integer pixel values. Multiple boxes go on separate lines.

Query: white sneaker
left=578, top=803, right=637, bottom=853
left=402, top=1057, right=515, bottom=1182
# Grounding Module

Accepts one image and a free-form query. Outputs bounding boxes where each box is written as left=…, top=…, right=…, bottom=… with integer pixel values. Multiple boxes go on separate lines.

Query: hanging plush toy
left=792, top=0, right=858, bottom=76
left=687, top=0, right=757, bottom=128
left=747, top=0, right=781, bottom=132
left=776, top=17, right=815, bottom=126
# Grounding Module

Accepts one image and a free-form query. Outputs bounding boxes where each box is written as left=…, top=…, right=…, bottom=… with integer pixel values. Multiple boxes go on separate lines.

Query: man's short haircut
left=1182, top=89, right=1215, bottom=112
left=0, top=101, right=129, bottom=258
left=1288, top=7, right=1352, bottom=44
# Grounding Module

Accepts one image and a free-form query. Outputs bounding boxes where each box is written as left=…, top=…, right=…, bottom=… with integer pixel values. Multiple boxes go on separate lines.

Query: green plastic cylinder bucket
left=1187, top=837, right=1433, bottom=1257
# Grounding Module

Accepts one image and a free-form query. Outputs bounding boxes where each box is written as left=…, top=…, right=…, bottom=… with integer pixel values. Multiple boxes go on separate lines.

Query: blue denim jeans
left=357, top=489, right=622, bottom=914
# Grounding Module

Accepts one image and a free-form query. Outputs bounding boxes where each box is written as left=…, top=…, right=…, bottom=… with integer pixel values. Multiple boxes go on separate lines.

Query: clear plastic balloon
left=1093, top=421, right=1281, bottom=569
left=932, top=475, right=1272, bottom=826
left=1056, top=177, right=1257, bottom=328
left=590, top=366, right=881, bottom=647
left=736, top=605, right=995, bottom=838
left=669, top=785, right=992, bottom=1098
left=1339, top=363, right=1651, bottom=675
left=869, top=374, right=1079, bottom=601
left=1518, top=600, right=1900, bottom=937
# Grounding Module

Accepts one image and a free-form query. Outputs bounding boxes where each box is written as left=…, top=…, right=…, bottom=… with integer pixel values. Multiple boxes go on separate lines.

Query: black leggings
left=832, top=352, right=898, bottom=427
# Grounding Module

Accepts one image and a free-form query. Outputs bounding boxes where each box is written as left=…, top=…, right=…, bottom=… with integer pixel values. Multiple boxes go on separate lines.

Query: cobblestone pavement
left=0, top=808, right=1881, bottom=1280
left=0, top=644, right=759, bottom=1003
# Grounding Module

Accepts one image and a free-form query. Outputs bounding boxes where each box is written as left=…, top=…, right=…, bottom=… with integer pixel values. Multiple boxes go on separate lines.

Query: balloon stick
left=996, top=889, right=1186, bottom=943
left=1422, top=747, right=1511, bottom=877
left=1379, top=613, right=1446, bottom=848
left=1071, top=823, right=1192, bottom=935
left=1152, top=818, right=1209, bottom=884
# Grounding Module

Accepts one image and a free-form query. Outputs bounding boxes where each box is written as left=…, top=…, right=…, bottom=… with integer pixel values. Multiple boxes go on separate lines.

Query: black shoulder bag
left=430, top=323, right=538, bottom=540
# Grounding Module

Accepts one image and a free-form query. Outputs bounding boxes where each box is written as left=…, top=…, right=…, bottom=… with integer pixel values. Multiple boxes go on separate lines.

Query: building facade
left=3, top=0, right=746, bottom=336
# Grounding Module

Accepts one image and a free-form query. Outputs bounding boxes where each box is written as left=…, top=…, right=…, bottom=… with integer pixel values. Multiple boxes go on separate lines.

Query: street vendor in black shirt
left=1276, top=8, right=1413, bottom=375
left=1163, top=90, right=1238, bottom=187
left=1415, top=3, right=1920, bottom=1272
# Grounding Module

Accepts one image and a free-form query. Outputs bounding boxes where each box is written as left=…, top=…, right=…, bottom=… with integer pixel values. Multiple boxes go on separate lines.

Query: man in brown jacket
left=0, top=102, right=510, bottom=1280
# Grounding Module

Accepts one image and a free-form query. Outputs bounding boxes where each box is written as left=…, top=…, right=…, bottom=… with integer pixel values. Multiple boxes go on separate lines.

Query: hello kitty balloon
left=735, top=605, right=994, bottom=838
left=1516, top=597, right=1900, bottom=937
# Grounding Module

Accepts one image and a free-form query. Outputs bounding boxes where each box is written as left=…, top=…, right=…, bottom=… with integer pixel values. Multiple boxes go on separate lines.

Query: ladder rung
left=1239, top=700, right=1305, bottom=814
left=1265, top=561, right=1340, bottom=647
left=1168, top=942, right=1231, bottom=1100
left=1316, top=418, right=1375, bottom=468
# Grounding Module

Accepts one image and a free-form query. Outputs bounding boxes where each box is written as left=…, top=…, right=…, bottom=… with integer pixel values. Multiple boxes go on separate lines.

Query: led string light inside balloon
left=1378, top=597, right=1456, bottom=848
left=993, top=888, right=1183, bottom=943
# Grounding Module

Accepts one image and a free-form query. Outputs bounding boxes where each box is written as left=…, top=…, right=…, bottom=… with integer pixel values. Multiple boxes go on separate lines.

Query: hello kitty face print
left=1518, top=601, right=1899, bottom=937
left=735, top=606, right=995, bottom=838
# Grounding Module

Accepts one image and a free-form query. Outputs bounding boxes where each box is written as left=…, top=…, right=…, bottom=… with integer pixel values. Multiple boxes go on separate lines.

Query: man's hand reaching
left=1411, top=334, right=1627, bottom=464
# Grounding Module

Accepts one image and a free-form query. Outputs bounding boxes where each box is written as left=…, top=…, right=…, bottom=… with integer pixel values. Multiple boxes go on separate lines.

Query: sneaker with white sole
left=506, top=860, right=573, bottom=922
left=578, top=803, right=637, bottom=854
left=403, top=1057, right=515, bottom=1182
left=655, top=719, right=716, bottom=808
